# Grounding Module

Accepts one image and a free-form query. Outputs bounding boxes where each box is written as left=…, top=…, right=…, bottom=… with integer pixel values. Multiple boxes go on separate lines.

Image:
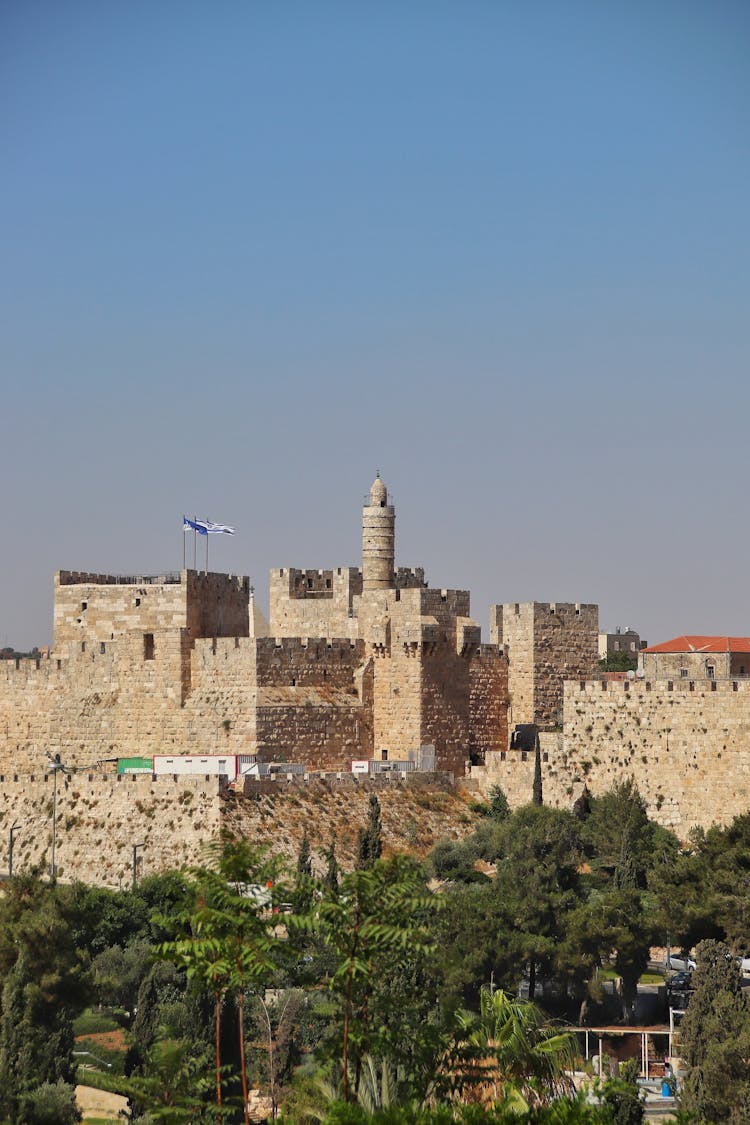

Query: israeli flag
left=183, top=517, right=207, bottom=535
left=183, top=516, right=235, bottom=535
left=201, top=520, right=235, bottom=535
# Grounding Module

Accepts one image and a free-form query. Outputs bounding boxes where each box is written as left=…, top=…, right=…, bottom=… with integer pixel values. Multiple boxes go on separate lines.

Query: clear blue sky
left=2, top=1, right=749, bottom=648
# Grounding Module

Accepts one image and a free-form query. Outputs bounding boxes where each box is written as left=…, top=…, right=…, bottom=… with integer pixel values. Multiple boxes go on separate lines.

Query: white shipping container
left=153, top=755, right=238, bottom=779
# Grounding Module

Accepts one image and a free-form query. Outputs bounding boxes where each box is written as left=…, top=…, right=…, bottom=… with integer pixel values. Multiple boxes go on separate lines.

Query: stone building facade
left=640, top=636, right=750, bottom=681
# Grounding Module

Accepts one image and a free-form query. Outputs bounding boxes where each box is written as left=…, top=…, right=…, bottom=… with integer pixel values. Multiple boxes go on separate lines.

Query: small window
left=81, top=601, right=87, bottom=611
left=144, top=633, right=155, bottom=660
left=135, top=597, right=141, bottom=607
left=740, top=665, right=746, bottom=675
left=680, top=668, right=688, bottom=678
left=706, top=664, right=715, bottom=679
left=614, top=641, right=621, bottom=651
left=100, top=642, right=106, bottom=654
left=325, top=578, right=331, bottom=589
left=307, top=577, right=313, bottom=589
left=630, top=642, right=636, bottom=652
left=81, top=641, right=86, bottom=653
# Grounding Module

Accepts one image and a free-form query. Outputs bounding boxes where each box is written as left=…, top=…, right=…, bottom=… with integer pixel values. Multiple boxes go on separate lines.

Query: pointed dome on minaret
left=362, top=473, right=395, bottom=590
left=369, top=472, right=387, bottom=507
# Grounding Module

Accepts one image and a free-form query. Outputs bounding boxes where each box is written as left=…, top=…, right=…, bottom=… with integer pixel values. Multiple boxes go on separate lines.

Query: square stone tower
left=491, top=601, right=598, bottom=731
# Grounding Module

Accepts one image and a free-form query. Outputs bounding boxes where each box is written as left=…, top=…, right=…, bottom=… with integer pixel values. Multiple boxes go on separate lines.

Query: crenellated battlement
left=571, top=676, right=750, bottom=697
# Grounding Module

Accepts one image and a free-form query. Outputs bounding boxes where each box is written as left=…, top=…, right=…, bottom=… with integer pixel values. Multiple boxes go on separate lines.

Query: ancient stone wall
left=372, top=644, right=423, bottom=758
left=491, top=602, right=598, bottom=730
left=420, top=647, right=472, bottom=775
left=491, top=603, right=535, bottom=731
left=468, top=646, right=509, bottom=763
left=54, top=570, right=250, bottom=650
left=0, top=768, right=485, bottom=888
left=531, top=603, right=598, bottom=726
left=472, top=678, right=750, bottom=837
left=269, top=567, right=360, bottom=640
left=0, top=772, right=223, bottom=888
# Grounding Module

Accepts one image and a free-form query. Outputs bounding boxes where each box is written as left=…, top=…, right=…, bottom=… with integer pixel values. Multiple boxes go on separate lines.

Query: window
left=100, top=642, right=106, bottom=654
left=307, top=577, right=313, bottom=589
left=706, top=664, right=715, bottom=679
left=680, top=668, right=688, bottom=678
left=81, top=601, right=87, bottom=611
left=144, top=633, right=155, bottom=660
left=135, top=597, right=141, bottom=607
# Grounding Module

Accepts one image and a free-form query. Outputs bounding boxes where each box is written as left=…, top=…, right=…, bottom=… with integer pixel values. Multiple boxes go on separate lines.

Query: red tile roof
left=643, top=635, right=750, bottom=654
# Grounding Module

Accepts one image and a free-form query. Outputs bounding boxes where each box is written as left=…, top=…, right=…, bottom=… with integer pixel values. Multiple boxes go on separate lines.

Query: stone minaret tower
left=362, top=473, right=395, bottom=590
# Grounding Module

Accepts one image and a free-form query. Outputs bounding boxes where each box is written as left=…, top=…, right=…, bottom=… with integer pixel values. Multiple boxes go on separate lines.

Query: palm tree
left=460, top=985, right=576, bottom=1111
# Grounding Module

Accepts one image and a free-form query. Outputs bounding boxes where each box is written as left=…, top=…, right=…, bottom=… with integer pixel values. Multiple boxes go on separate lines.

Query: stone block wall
left=492, top=602, right=598, bottom=730
left=640, top=650, right=750, bottom=680
left=269, top=567, right=361, bottom=640
left=472, top=678, right=750, bottom=837
left=54, top=570, right=250, bottom=650
left=468, top=645, right=509, bottom=763
left=0, top=772, right=223, bottom=888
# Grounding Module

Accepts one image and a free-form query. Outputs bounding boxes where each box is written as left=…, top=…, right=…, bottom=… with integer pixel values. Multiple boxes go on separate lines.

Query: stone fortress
left=0, top=475, right=748, bottom=884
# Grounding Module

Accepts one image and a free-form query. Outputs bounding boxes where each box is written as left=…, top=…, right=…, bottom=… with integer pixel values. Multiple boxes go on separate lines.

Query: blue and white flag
left=183, top=517, right=235, bottom=535
left=201, top=520, right=235, bottom=535
left=183, top=517, right=207, bottom=536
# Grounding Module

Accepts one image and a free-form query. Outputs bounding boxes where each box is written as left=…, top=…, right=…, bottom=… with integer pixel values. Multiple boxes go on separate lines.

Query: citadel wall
left=472, top=677, right=750, bottom=836
left=54, top=570, right=250, bottom=649
left=0, top=772, right=223, bottom=887
left=491, top=602, right=598, bottom=729
left=0, top=631, right=371, bottom=774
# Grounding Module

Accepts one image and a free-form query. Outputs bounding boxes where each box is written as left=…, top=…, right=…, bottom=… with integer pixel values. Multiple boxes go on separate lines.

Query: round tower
left=362, top=473, right=395, bottom=590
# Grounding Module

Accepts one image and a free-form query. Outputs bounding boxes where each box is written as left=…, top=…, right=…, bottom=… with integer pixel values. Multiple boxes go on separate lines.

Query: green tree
left=357, top=794, right=383, bottom=869
left=532, top=742, right=543, bottom=807
left=488, top=786, right=511, bottom=822
left=301, top=855, right=437, bottom=1102
left=491, top=807, right=585, bottom=1002
left=325, top=833, right=340, bottom=895
left=0, top=954, right=78, bottom=1123
left=22, top=1080, right=81, bottom=1125
left=583, top=781, right=677, bottom=891
left=155, top=840, right=282, bottom=1124
left=598, top=1059, right=644, bottom=1124
left=679, top=939, right=750, bottom=1123
left=459, top=986, right=576, bottom=1110
left=295, top=831, right=315, bottom=913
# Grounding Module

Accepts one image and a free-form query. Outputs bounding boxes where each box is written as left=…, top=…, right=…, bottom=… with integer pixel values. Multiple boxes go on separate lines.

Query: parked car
left=667, top=955, right=696, bottom=972
left=668, top=971, right=693, bottom=990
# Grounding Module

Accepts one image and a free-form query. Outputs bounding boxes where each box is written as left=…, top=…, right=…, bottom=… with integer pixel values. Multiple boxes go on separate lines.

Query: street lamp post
left=132, top=842, right=145, bottom=889
left=8, top=823, right=19, bottom=878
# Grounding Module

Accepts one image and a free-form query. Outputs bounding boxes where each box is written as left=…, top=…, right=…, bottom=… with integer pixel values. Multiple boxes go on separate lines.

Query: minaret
left=362, top=473, right=395, bottom=590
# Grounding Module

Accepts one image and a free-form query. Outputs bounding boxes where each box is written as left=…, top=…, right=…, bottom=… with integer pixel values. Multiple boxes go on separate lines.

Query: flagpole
left=205, top=520, right=209, bottom=575
left=193, top=515, right=197, bottom=570
left=182, top=519, right=186, bottom=570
